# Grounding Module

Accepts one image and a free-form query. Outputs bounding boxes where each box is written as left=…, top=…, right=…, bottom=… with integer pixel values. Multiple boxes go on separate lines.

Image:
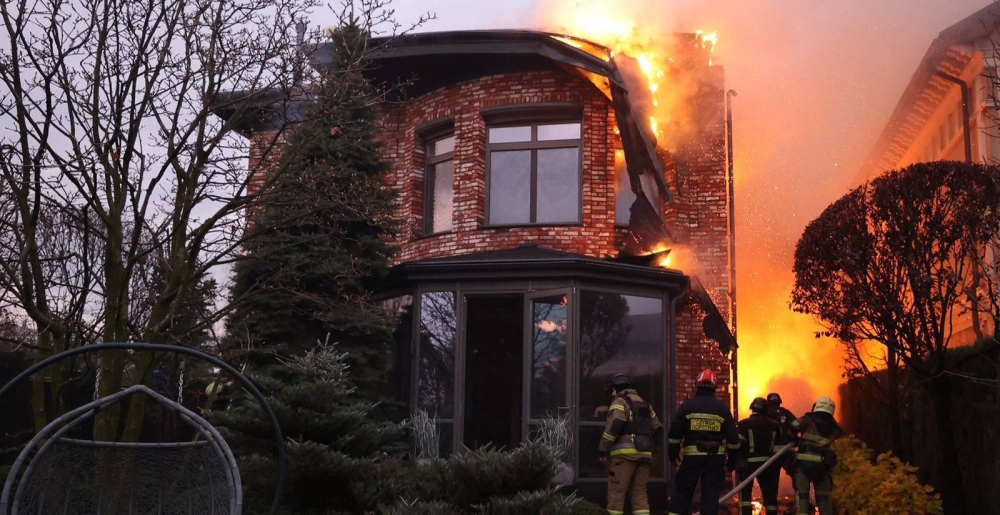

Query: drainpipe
left=934, top=70, right=984, bottom=342
left=934, top=71, right=972, bottom=163
left=725, top=89, right=738, bottom=420
left=669, top=278, right=690, bottom=483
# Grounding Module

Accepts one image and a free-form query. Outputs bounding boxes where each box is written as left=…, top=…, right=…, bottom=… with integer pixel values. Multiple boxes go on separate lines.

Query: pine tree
left=224, top=19, right=398, bottom=390
left=212, top=340, right=405, bottom=514
left=212, top=20, right=407, bottom=514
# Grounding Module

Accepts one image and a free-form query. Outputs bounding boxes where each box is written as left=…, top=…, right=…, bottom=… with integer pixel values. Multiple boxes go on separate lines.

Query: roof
left=317, top=30, right=673, bottom=204
left=383, top=244, right=688, bottom=292
left=210, top=29, right=683, bottom=218
left=859, top=4, right=998, bottom=180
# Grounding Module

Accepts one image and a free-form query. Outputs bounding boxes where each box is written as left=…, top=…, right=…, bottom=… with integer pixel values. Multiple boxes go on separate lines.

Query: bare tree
left=0, top=0, right=420, bottom=441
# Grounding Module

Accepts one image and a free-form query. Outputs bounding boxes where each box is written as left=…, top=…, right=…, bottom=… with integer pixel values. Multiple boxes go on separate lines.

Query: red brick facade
left=378, top=69, right=629, bottom=262
left=245, top=63, right=733, bottom=410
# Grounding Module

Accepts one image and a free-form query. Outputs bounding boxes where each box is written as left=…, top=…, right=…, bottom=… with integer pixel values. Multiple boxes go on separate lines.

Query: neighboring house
left=216, top=30, right=734, bottom=506
left=860, top=5, right=999, bottom=346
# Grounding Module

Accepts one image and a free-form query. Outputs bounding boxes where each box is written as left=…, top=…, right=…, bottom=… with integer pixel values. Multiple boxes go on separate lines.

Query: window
left=418, top=291, right=457, bottom=456
left=487, top=122, right=582, bottom=225
left=615, top=149, right=662, bottom=226
left=425, top=134, right=455, bottom=235
left=577, top=291, right=665, bottom=479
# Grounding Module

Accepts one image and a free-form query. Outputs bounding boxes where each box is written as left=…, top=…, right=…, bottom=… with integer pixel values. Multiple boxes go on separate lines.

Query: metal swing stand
left=0, top=342, right=287, bottom=515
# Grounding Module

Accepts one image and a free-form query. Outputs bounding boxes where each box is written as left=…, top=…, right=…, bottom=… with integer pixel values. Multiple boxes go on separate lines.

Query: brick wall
left=243, top=63, right=733, bottom=410
left=668, top=67, right=734, bottom=407
left=378, top=69, right=629, bottom=262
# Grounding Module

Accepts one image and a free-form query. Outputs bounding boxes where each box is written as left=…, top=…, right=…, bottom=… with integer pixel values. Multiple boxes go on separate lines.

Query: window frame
left=423, top=129, right=456, bottom=236
left=484, top=117, right=584, bottom=227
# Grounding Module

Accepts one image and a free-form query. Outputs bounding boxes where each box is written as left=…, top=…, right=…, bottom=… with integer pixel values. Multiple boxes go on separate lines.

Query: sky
left=317, top=0, right=994, bottom=415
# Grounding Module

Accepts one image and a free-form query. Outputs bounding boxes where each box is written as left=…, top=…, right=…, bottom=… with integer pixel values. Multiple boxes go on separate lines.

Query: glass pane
left=538, top=122, right=581, bottom=141
left=419, top=291, right=456, bottom=417
left=615, top=153, right=635, bottom=226
left=578, top=292, right=665, bottom=478
left=430, top=135, right=455, bottom=156
left=489, top=150, right=531, bottom=224
left=428, top=160, right=454, bottom=233
left=489, top=126, right=532, bottom=143
left=537, top=148, right=580, bottom=223
left=530, top=294, right=568, bottom=419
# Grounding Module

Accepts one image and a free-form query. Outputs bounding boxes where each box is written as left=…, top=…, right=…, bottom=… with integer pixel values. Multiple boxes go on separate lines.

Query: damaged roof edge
left=210, top=29, right=676, bottom=204
left=858, top=4, right=1000, bottom=182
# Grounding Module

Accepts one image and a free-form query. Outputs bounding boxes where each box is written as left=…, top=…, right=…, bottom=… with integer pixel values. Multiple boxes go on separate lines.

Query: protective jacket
left=667, top=389, right=740, bottom=460
left=768, top=406, right=797, bottom=446
left=737, top=412, right=781, bottom=515
left=791, top=412, right=843, bottom=467
left=738, top=413, right=779, bottom=465
left=599, top=389, right=663, bottom=461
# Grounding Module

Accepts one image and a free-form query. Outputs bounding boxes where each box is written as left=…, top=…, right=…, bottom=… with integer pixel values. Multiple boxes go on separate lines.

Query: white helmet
left=813, top=396, right=836, bottom=416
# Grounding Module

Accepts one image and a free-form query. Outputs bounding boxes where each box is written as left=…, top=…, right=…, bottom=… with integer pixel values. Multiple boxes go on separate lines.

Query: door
left=463, top=294, right=524, bottom=450
left=523, top=289, right=574, bottom=443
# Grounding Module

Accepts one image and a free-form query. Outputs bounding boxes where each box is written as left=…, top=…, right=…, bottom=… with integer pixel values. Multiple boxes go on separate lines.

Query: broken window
left=487, top=122, right=582, bottom=225
left=614, top=149, right=662, bottom=226
left=425, top=134, right=455, bottom=235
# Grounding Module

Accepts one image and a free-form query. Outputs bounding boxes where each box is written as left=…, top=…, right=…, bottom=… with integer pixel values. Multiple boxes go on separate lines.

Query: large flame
left=543, top=1, right=715, bottom=150
left=540, top=0, right=843, bottom=417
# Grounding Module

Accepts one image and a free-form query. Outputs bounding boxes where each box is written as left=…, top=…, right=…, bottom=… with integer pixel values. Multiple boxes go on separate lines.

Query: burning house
left=216, top=29, right=735, bottom=506
left=860, top=3, right=1000, bottom=346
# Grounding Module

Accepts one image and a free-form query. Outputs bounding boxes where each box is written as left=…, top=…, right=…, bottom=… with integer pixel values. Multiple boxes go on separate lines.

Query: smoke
left=523, top=0, right=993, bottom=414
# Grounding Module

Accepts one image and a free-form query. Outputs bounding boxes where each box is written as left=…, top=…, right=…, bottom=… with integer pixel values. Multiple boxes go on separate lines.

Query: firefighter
left=666, top=369, right=740, bottom=515
left=765, top=392, right=797, bottom=479
left=737, top=397, right=780, bottom=515
left=599, top=373, right=663, bottom=515
left=790, top=397, right=843, bottom=515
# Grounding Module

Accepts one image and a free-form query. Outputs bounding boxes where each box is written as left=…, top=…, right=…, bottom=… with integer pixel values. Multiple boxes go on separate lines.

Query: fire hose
left=690, top=443, right=795, bottom=515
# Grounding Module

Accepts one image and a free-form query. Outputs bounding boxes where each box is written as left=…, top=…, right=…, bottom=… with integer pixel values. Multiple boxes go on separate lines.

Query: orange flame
left=543, top=0, right=715, bottom=149
left=540, top=1, right=842, bottom=417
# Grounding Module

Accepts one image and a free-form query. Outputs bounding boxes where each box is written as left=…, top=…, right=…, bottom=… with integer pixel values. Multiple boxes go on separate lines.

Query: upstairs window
left=487, top=121, right=582, bottom=225
left=425, top=134, right=455, bottom=234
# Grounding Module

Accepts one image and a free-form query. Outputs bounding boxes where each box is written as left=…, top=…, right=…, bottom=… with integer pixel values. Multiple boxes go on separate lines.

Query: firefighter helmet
left=766, top=392, right=782, bottom=406
left=695, top=368, right=718, bottom=389
left=750, top=397, right=768, bottom=413
left=606, top=373, right=634, bottom=393
left=813, top=396, right=836, bottom=416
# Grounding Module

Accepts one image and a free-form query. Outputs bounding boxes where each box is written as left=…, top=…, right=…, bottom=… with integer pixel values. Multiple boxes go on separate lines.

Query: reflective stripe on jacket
left=667, top=390, right=740, bottom=459
left=738, top=413, right=779, bottom=463
left=791, top=412, right=843, bottom=464
left=598, top=389, right=663, bottom=461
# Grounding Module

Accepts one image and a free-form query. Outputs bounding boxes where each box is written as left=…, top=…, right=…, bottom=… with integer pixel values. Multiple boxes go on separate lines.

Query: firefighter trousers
left=739, top=461, right=780, bottom=515
left=607, top=457, right=650, bottom=515
left=794, top=467, right=833, bottom=515
left=667, top=455, right=727, bottom=515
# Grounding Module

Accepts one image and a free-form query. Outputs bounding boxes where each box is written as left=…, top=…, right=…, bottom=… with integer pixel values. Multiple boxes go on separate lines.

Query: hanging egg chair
left=0, top=343, right=286, bottom=515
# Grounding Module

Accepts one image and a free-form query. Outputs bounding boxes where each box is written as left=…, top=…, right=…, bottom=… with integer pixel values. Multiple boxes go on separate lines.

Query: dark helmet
left=750, top=397, right=768, bottom=414
left=766, top=392, right=782, bottom=406
left=606, top=373, right=633, bottom=393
